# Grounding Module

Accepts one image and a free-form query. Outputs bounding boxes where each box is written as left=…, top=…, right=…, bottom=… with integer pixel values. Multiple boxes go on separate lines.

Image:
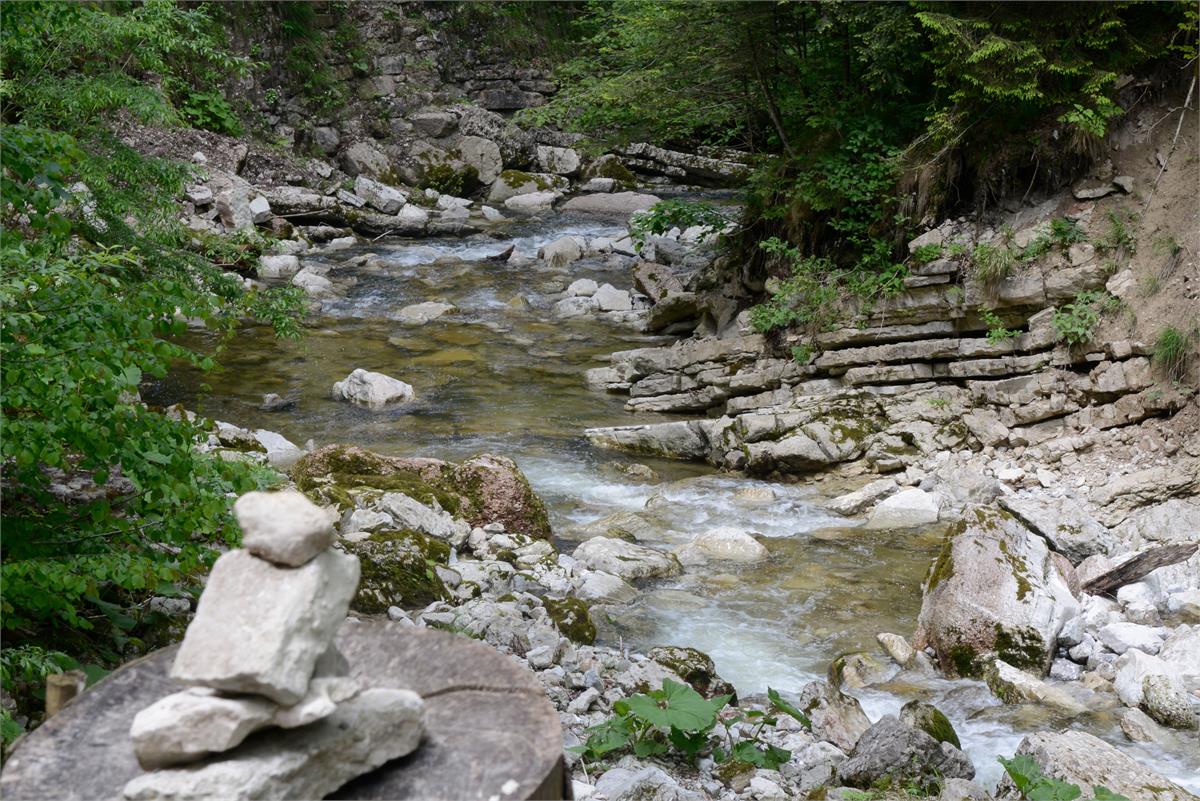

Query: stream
left=156, top=209, right=1200, bottom=792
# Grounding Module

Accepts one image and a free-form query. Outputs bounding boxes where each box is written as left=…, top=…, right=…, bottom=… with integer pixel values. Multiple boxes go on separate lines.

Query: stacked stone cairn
left=122, top=490, right=424, bottom=801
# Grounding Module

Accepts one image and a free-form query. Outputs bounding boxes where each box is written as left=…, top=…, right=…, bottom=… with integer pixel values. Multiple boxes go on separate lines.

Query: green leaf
left=767, top=687, right=812, bottom=730
left=1092, top=788, right=1130, bottom=801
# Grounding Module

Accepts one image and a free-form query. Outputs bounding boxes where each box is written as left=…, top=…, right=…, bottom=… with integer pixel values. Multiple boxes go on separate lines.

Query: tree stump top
left=0, top=620, right=567, bottom=800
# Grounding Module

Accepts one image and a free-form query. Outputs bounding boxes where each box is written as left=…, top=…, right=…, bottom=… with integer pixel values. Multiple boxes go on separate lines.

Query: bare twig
left=1143, top=75, right=1196, bottom=212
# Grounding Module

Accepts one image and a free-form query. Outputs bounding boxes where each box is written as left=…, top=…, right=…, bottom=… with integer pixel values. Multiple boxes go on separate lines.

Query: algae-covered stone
left=797, top=680, right=871, bottom=753
left=899, top=700, right=960, bottom=749
left=914, top=506, right=1079, bottom=678
left=543, top=597, right=596, bottom=645
left=647, top=646, right=736, bottom=702
left=343, top=529, right=449, bottom=613
left=837, top=715, right=974, bottom=792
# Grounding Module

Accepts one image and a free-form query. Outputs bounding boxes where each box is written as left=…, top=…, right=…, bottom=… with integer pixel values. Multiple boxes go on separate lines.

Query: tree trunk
left=1082, top=543, right=1199, bottom=597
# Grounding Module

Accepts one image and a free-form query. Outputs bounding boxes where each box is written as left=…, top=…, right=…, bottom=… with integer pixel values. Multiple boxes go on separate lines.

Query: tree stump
left=0, top=621, right=567, bottom=800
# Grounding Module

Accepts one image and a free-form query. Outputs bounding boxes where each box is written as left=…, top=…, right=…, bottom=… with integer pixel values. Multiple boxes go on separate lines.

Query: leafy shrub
left=981, top=308, right=1020, bottom=344
left=572, top=679, right=808, bottom=771
left=1096, top=210, right=1136, bottom=255
left=1051, top=290, right=1117, bottom=346
left=629, top=199, right=730, bottom=250
left=1049, top=217, right=1086, bottom=247
left=170, top=83, right=243, bottom=136
left=911, top=243, right=944, bottom=264
left=1153, top=326, right=1194, bottom=382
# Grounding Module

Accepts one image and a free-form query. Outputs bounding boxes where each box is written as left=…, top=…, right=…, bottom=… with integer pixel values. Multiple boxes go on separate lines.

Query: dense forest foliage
left=0, top=0, right=1194, bottom=753
left=0, top=1, right=303, bottom=746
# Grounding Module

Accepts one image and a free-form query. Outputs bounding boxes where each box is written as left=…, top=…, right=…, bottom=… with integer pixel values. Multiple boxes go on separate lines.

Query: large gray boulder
left=170, top=549, right=360, bottom=704
left=593, top=765, right=703, bottom=801
left=837, top=715, right=974, bottom=791
left=864, top=488, right=940, bottom=529
left=234, top=490, right=336, bottom=567
left=572, top=537, right=681, bottom=581
left=353, top=176, right=406, bottom=215
left=122, top=688, right=423, bottom=801
left=995, top=730, right=1195, bottom=801
left=331, top=369, right=414, bottom=409
left=396, top=301, right=456, bottom=326
left=538, top=235, right=583, bottom=267
left=535, top=145, right=580, bottom=176
left=560, top=191, right=661, bottom=218
left=340, top=141, right=391, bottom=179
left=999, top=494, right=1118, bottom=561
left=797, top=680, right=871, bottom=752
left=914, top=506, right=1079, bottom=677
left=487, top=171, right=568, bottom=203
left=458, top=135, right=503, bottom=185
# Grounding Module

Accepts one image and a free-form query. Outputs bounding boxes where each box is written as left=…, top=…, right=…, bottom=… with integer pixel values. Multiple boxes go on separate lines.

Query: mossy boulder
left=913, top=505, right=1079, bottom=678
left=828, top=651, right=893, bottom=689
left=543, top=597, right=596, bottom=645
left=647, top=645, right=737, bottom=702
left=292, top=445, right=552, bottom=539
left=899, top=700, right=960, bottom=749
left=342, top=528, right=450, bottom=613
left=583, top=154, right=637, bottom=188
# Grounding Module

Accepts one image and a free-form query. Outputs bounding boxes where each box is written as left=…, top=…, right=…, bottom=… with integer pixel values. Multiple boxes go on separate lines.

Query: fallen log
left=1082, top=542, right=1198, bottom=597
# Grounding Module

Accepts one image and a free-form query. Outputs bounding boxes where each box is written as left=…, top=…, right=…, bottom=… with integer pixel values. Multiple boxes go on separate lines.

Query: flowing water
left=155, top=210, right=1200, bottom=792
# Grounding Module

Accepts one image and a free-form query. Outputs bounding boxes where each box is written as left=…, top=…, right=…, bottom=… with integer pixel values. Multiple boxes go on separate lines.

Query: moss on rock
left=647, top=645, right=737, bottom=702
left=342, top=528, right=450, bottom=613
left=899, top=700, right=961, bottom=749
left=544, top=597, right=596, bottom=645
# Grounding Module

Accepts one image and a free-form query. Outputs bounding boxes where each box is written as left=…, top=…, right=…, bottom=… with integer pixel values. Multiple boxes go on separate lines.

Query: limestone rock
left=340, top=141, right=391, bottom=179
left=487, top=171, right=567, bottom=203
left=996, top=730, right=1194, bottom=801
left=331, top=368, right=414, bottom=409
left=864, top=488, right=940, bottom=529
left=877, top=632, right=915, bottom=667
left=827, top=479, right=898, bottom=516
left=914, top=506, right=1079, bottom=677
left=1140, top=674, right=1199, bottom=729
left=234, top=490, right=336, bottom=567
left=575, top=570, right=638, bottom=605
left=983, top=659, right=1087, bottom=715
left=130, top=678, right=358, bottom=769
left=170, top=549, right=360, bottom=704
left=560, top=192, right=661, bottom=218
left=797, top=680, right=871, bottom=753
left=397, top=301, right=456, bottom=326
left=458, top=135, right=503, bottom=185
left=899, top=700, right=960, bottom=748
left=674, top=527, right=767, bottom=565
left=504, top=190, right=561, bottom=213
left=377, top=492, right=470, bottom=548
left=592, top=766, right=703, bottom=801
left=257, top=254, right=301, bottom=281
left=572, top=537, right=681, bottom=581
left=410, top=110, right=457, bottom=138
left=593, top=284, right=633, bottom=312
left=1097, top=622, right=1164, bottom=655
left=837, top=715, right=974, bottom=790
left=646, top=646, right=736, bottom=700
left=123, top=688, right=423, bottom=801
left=999, top=495, right=1117, bottom=562
left=536, top=145, right=581, bottom=176
left=291, top=268, right=336, bottom=299
left=567, top=278, right=599, bottom=297
left=353, top=176, right=406, bottom=214
left=1114, top=649, right=1172, bottom=707
left=538, top=235, right=583, bottom=267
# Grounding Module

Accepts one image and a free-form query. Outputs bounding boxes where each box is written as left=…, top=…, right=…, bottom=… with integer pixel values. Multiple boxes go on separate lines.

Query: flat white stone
left=123, top=688, right=423, bottom=801
left=864, top=488, right=940, bottom=529
left=170, top=549, right=360, bottom=704
left=332, top=368, right=414, bottom=409
left=674, top=527, right=767, bottom=565
left=1097, top=622, right=1164, bottom=655
left=235, top=490, right=336, bottom=567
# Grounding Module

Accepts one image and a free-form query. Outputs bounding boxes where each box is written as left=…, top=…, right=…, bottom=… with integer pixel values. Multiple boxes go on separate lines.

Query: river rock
left=504, top=190, right=561, bottom=213
left=575, top=570, right=638, bottom=605
left=827, top=479, right=898, bottom=516
left=252, top=429, right=304, bottom=470
left=1114, top=649, right=1172, bottom=707
left=899, top=700, right=960, bottom=748
left=234, top=490, right=336, bottom=567
left=877, top=632, right=916, bottom=667
left=983, top=659, right=1088, bottom=715
left=567, top=278, right=599, bottom=297
left=539, top=235, right=583, bottom=267
left=257, top=254, right=301, bottom=280
left=398, top=204, right=430, bottom=227
left=170, top=549, right=360, bottom=704
left=1140, top=674, right=1199, bottom=729
left=458, top=135, right=503, bottom=184
left=555, top=296, right=597, bottom=317
left=130, top=678, right=358, bottom=769
left=999, top=494, right=1117, bottom=562
left=592, top=765, right=703, bottom=801
left=560, top=191, right=661, bottom=218
left=1097, top=622, right=1164, bottom=655
left=353, top=176, right=406, bottom=214
left=536, top=145, right=581, bottom=176
left=331, top=368, right=414, bottom=409
left=122, top=688, right=423, bottom=801
left=838, top=715, right=974, bottom=790
left=377, top=491, right=470, bottom=548
left=914, top=506, right=1079, bottom=677
left=864, top=487, right=940, bottom=529
left=487, top=171, right=568, bottom=203
left=647, top=646, right=736, bottom=700
left=397, top=301, right=456, bottom=326
left=995, top=730, right=1194, bottom=801
left=572, top=537, right=681, bottom=581
left=674, top=527, right=767, bottom=565
left=797, top=680, right=871, bottom=752
left=292, top=268, right=336, bottom=299
left=593, top=284, right=633, bottom=312
left=340, top=140, right=391, bottom=179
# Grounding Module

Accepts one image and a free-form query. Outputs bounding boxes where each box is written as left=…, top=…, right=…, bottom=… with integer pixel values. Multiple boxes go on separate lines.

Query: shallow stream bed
left=156, top=211, right=1200, bottom=792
